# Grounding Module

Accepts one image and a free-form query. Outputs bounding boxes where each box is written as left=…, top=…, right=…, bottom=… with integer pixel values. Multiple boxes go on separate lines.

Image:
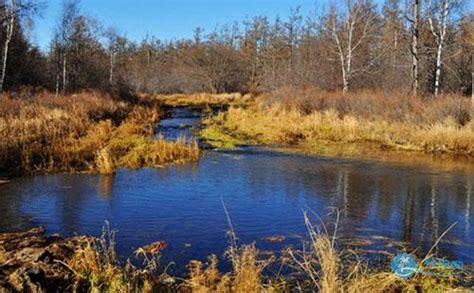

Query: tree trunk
left=471, top=54, right=473, bottom=109
left=0, top=2, right=15, bottom=92
left=432, top=0, right=450, bottom=97
left=434, top=42, right=443, bottom=97
left=62, top=53, right=67, bottom=93
left=55, top=73, right=60, bottom=96
left=411, top=0, right=420, bottom=96
left=109, top=51, right=115, bottom=85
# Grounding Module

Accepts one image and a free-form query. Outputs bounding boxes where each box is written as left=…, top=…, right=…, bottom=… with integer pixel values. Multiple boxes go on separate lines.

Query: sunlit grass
left=201, top=94, right=473, bottom=158
left=153, top=92, right=253, bottom=108
left=0, top=91, right=199, bottom=176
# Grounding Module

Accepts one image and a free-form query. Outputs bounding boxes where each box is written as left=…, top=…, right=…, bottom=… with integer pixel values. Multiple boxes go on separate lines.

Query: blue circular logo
left=391, top=253, right=417, bottom=279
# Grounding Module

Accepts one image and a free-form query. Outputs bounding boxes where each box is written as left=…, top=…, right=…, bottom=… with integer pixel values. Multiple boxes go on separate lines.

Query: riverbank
left=1, top=217, right=471, bottom=292
left=153, top=92, right=253, bottom=108
left=0, top=91, right=199, bottom=177
left=200, top=89, right=474, bottom=162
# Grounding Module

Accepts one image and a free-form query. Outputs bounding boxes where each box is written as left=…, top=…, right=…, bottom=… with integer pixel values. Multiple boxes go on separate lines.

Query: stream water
left=1, top=107, right=473, bottom=274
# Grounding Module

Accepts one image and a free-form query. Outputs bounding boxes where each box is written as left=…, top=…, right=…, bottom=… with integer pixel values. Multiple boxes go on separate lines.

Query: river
left=0, top=107, right=473, bottom=274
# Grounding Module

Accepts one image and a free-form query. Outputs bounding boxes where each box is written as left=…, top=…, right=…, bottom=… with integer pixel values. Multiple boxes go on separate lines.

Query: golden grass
left=64, top=222, right=171, bottom=292
left=185, top=244, right=281, bottom=292
left=0, top=91, right=199, bottom=176
left=153, top=92, right=253, bottom=108
left=1, top=215, right=470, bottom=292
left=201, top=97, right=474, bottom=159
left=282, top=211, right=470, bottom=292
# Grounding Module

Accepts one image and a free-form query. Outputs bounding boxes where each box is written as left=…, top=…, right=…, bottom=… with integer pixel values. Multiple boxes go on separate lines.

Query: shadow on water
left=0, top=107, right=473, bottom=274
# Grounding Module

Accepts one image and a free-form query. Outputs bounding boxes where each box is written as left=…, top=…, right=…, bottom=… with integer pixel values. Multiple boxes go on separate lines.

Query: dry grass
left=282, top=211, right=470, bottom=292
left=0, top=90, right=199, bottom=176
left=64, top=222, right=172, bottom=292
left=201, top=89, right=474, bottom=158
left=153, top=92, right=253, bottom=108
left=186, top=245, right=282, bottom=293
left=182, top=209, right=470, bottom=292
left=1, top=216, right=471, bottom=292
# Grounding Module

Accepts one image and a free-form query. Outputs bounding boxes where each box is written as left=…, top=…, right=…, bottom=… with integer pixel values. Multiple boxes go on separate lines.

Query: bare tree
left=326, top=0, right=378, bottom=93
left=0, top=0, right=15, bottom=92
left=407, top=0, right=421, bottom=96
left=54, top=0, right=80, bottom=93
left=428, top=0, right=459, bottom=96
left=105, top=27, right=120, bottom=85
left=0, top=0, right=42, bottom=91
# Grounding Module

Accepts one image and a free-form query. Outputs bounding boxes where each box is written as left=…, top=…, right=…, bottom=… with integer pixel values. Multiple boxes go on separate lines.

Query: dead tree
left=326, top=0, right=378, bottom=93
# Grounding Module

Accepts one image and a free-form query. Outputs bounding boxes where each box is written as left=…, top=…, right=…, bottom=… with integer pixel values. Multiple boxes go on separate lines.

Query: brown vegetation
left=1, top=214, right=471, bottom=292
left=1, top=0, right=472, bottom=98
left=201, top=89, right=474, bottom=159
left=153, top=92, right=253, bottom=108
left=0, top=91, right=199, bottom=176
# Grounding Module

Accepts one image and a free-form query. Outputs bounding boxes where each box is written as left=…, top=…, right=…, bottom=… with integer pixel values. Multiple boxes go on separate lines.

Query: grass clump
left=65, top=222, right=172, bottom=292
left=0, top=91, right=199, bottom=176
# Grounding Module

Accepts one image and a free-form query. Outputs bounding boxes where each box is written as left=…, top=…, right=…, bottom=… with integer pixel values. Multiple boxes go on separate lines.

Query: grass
left=200, top=89, right=474, bottom=160
left=1, top=214, right=471, bottom=292
left=73, top=214, right=472, bottom=292
left=153, top=92, right=253, bottom=108
left=0, top=90, right=199, bottom=176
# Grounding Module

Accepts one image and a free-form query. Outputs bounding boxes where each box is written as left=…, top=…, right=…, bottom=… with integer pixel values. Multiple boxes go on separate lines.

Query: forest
left=0, top=0, right=472, bottom=97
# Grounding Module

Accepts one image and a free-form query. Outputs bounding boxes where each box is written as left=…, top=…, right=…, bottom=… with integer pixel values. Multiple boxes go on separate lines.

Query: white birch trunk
left=430, top=0, right=451, bottom=97
left=62, top=53, right=67, bottom=93
left=0, top=0, right=15, bottom=92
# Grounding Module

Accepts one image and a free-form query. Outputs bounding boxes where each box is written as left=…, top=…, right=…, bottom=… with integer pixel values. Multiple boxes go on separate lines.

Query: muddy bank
left=0, top=227, right=172, bottom=292
left=0, top=227, right=86, bottom=291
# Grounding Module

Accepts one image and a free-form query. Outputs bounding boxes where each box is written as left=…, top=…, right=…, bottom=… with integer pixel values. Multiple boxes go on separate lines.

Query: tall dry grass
left=202, top=89, right=474, bottom=158
left=154, top=92, right=253, bottom=108
left=2, top=215, right=470, bottom=292
left=0, top=91, right=199, bottom=176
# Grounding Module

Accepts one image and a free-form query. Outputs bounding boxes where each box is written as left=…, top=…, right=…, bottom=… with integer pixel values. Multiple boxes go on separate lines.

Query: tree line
left=0, top=0, right=472, bottom=96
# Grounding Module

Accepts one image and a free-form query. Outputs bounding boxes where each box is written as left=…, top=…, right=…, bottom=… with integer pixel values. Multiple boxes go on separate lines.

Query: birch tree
left=105, top=27, right=120, bottom=85
left=0, top=0, right=42, bottom=92
left=0, top=0, right=15, bottom=92
left=55, top=0, right=80, bottom=93
left=427, top=0, right=459, bottom=96
left=326, top=0, right=378, bottom=93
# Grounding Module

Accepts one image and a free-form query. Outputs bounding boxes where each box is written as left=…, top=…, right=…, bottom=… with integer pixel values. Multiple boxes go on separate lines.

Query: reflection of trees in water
left=234, top=155, right=473, bottom=247
left=466, top=177, right=471, bottom=237
left=336, top=169, right=349, bottom=217
left=430, top=182, right=439, bottom=254
left=98, top=175, right=115, bottom=199
left=0, top=182, right=30, bottom=231
left=403, top=184, right=415, bottom=243
left=56, top=175, right=99, bottom=234
left=154, top=160, right=200, bottom=179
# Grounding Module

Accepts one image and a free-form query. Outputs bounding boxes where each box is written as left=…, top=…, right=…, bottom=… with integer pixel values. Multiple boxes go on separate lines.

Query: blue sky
left=32, top=0, right=322, bottom=51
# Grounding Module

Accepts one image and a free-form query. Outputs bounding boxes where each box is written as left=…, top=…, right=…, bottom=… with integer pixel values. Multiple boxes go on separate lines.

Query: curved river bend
left=1, top=107, right=473, bottom=273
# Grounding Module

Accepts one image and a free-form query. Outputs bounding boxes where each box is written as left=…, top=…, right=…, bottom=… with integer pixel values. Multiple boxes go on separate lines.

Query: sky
left=32, top=0, right=322, bottom=51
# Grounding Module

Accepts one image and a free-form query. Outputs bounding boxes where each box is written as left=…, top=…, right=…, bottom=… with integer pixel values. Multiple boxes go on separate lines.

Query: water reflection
left=98, top=175, right=115, bottom=199
left=0, top=110, right=473, bottom=271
